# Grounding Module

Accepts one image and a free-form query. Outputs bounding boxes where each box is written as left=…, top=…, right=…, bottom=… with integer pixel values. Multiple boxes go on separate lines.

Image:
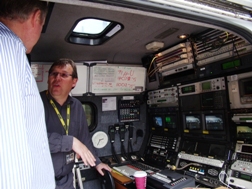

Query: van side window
left=82, top=103, right=97, bottom=132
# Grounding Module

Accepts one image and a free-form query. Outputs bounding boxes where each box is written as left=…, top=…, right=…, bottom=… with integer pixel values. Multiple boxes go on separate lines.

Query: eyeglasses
left=49, top=72, right=73, bottom=78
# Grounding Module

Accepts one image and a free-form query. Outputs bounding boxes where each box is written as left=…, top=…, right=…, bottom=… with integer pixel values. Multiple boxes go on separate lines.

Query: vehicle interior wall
left=75, top=94, right=148, bottom=160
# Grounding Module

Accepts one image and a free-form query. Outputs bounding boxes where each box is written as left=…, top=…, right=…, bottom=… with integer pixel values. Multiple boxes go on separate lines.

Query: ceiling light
left=178, top=34, right=189, bottom=39
left=145, top=41, right=164, bottom=51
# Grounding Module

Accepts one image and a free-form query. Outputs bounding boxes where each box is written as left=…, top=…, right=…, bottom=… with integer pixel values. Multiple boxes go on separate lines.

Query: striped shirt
left=0, top=22, right=55, bottom=188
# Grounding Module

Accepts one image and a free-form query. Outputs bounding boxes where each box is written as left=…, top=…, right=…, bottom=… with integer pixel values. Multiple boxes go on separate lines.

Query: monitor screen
left=195, top=142, right=210, bottom=156
left=205, top=114, right=224, bottom=131
left=241, top=145, right=252, bottom=153
left=185, top=114, right=201, bottom=130
left=181, top=85, right=195, bottom=94
left=208, top=144, right=226, bottom=159
left=201, top=81, right=211, bottom=91
left=237, top=126, right=252, bottom=140
left=239, top=77, right=252, bottom=97
left=153, top=116, right=163, bottom=127
left=164, top=115, right=176, bottom=129
left=201, top=92, right=214, bottom=108
left=181, top=140, right=196, bottom=154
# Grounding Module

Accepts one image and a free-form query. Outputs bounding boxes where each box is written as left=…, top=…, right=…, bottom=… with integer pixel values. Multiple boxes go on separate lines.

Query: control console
left=176, top=152, right=225, bottom=188
left=175, top=139, right=230, bottom=188
left=227, top=143, right=252, bottom=189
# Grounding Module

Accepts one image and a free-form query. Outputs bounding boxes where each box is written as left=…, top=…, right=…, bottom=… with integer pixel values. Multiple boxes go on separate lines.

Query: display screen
left=181, top=140, right=196, bottom=154
left=185, top=115, right=201, bottom=130
left=202, top=81, right=211, bottom=91
left=181, top=85, right=195, bottom=94
left=221, top=59, right=241, bottom=70
left=240, top=173, right=251, bottom=181
left=242, top=80, right=252, bottom=96
left=205, top=114, right=224, bottom=131
left=153, top=116, right=163, bottom=127
left=195, top=142, right=210, bottom=156
left=237, top=126, right=252, bottom=140
left=164, top=115, right=176, bottom=129
left=239, top=77, right=252, bottom=97
left=201, top=93, right=214, bottom=108
left=208, top=144, right=226, bottom=159
left=241, top=145, right=252, bottom=153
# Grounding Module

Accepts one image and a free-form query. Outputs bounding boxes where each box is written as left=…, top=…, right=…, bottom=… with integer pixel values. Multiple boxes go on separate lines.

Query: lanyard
left=49, top=96, right=70, bottom=135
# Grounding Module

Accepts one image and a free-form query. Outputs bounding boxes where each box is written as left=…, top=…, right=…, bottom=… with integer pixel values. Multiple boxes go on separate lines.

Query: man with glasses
left=0, top=0, right=55, bottom=188
left=40, top=58, right=111, bottom=189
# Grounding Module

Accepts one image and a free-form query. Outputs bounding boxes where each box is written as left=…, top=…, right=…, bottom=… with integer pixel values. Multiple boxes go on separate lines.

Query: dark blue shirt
left=40, top=90, right=101, bottom=178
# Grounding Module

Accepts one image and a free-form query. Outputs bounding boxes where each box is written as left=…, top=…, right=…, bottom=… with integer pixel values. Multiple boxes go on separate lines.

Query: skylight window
left=73, top=18, right=111, bottom=35
left=66, top=17, right=123, bottom=45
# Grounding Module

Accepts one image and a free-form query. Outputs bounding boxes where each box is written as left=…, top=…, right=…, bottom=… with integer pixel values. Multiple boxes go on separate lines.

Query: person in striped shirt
left=0, top=0, right=55, bottom=188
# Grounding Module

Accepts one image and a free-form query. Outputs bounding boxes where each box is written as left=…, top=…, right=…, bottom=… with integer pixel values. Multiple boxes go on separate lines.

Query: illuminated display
left=205, top=115, right=224, bottom=131
left=185, top=115, right=201, bottom=130
left=237, top=126, right=252, bottom=140
left=166, top=116, right=171, bottom=122
left=165, top=115, right=176, bottom=129
left=241, top=145, right=252, bottom=153
left=202, top=81, right=211, bottom=90
left=240, top=173, right=251, bottom=181
left=222, top=59, right=241, bottom=70
left=153, top=116, right=162, bottom=127
left=181, top=85, right=195, bottom=94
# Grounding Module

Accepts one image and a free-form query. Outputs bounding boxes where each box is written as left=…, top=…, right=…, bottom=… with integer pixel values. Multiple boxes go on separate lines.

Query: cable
left=147, top=55, right=158, bottom=76
left=127, top=140, right=133, bottom=160
left=148, top=65, right=160, bottom=77
left=219, top=170, right=234, bottom=189
left=166, top=162, right=202, bottom=171
left=148, top=55, right=180, bottom=77
left=223, top=31, right=229, bottom=43
left=195, top=184, right=201, bottom=188
left=120, top=140, right=127, bottom=160
left=127, top=124, right=134, bottom=157
left=111, top=143, right=120, bottom=164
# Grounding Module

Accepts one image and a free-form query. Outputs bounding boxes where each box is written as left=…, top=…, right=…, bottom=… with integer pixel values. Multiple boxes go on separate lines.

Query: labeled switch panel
left=118, top=100, right=140, bottom=122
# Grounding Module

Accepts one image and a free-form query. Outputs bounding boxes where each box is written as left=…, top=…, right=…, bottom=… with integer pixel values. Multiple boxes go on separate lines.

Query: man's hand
left=72, top=137, right=96, bottom=166
left=96, top=163, right=112, bottom=176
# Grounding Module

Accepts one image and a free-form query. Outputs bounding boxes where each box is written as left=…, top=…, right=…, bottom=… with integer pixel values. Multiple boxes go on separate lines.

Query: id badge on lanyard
left=66, top=152, right=75, bottom=164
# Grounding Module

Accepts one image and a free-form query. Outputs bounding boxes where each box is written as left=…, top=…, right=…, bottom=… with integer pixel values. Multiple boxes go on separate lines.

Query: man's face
left=48, top=64, right=77, bottom=99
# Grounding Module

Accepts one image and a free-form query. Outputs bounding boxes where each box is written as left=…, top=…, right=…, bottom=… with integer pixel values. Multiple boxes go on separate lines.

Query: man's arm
left=48, top=132, right=97, bottom=166
left=74, top=100, right=111, bottom=174
left=72, top=137, right=96, bottom=166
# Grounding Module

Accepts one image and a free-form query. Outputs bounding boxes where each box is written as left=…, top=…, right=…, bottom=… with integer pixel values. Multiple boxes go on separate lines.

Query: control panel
left=227, top=143, right=252, bottom=189
left=148, top=169, right=195, bottom=189
left=147, top=86, right=178, bottom=106
left=178, top=77, right=225, bottom=97
left=176, top=153, right=225, bottom=188
left=175, top=139, right=229, bottom=188
left=118, top=99, right=140, bottom=122
left=144, top=134, right=180, bottom=167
